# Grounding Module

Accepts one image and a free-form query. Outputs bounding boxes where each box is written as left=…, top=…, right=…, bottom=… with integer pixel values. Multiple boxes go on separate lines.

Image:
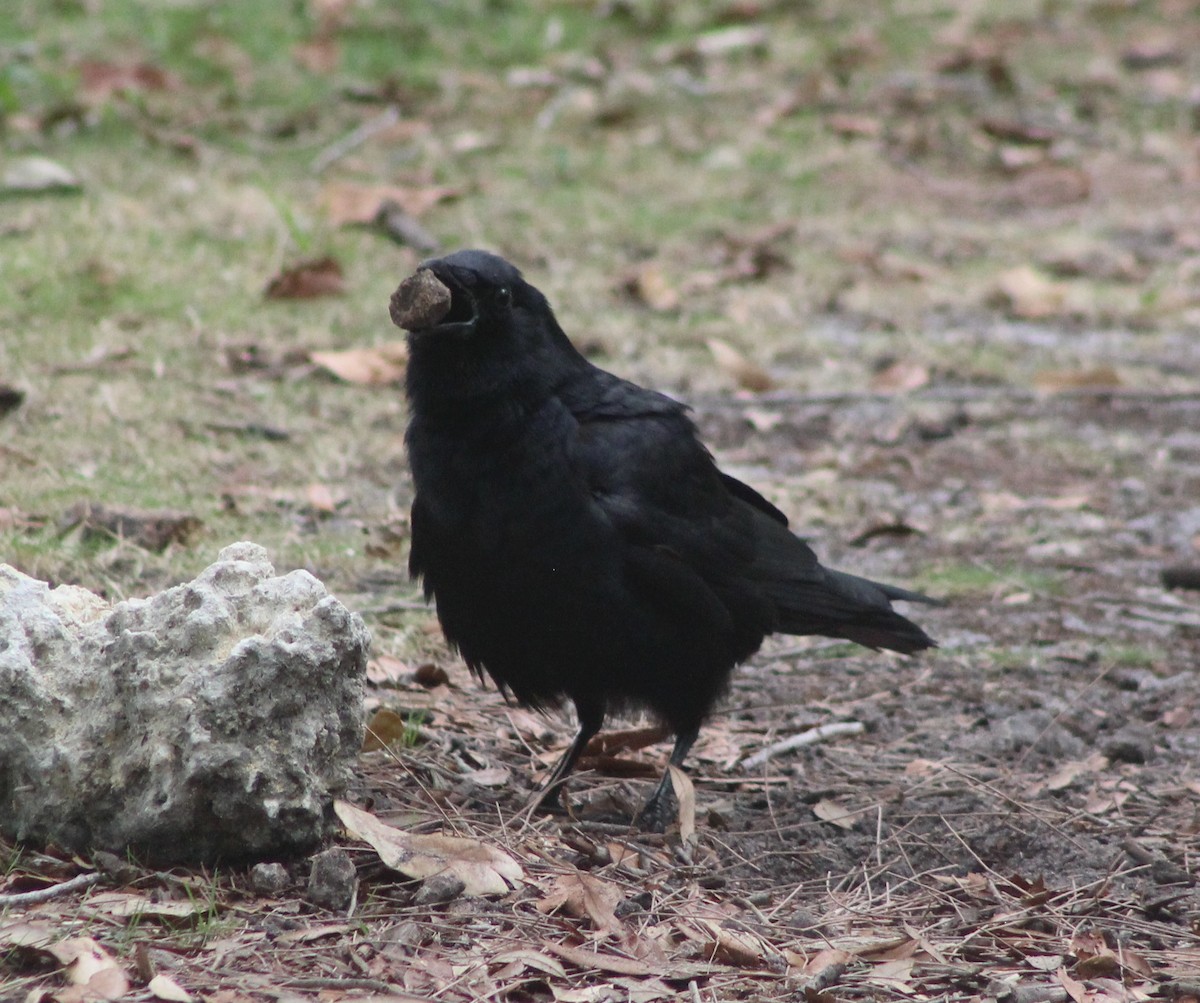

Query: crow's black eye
left=497, top=286, right=511, bottom=306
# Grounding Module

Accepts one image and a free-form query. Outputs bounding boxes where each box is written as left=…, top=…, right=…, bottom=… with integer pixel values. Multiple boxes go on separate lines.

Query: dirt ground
left=331, top=376, right=1200, bottom=1001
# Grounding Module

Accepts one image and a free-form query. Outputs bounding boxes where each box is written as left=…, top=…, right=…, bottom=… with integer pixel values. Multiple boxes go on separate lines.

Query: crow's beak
left=424, top=265, right=479, bottom=333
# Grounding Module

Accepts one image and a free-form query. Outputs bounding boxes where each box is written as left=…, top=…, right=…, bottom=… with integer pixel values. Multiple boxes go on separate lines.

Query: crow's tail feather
left=772, top=569, right=940, bottom=655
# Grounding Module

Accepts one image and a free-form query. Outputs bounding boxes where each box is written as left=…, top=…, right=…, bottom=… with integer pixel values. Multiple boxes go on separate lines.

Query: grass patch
left=917, top=561, right=1064, bottom=599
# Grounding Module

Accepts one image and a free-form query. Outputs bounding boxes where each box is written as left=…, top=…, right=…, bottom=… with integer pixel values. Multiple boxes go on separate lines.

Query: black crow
left=394, top=249, right=938, bottom=828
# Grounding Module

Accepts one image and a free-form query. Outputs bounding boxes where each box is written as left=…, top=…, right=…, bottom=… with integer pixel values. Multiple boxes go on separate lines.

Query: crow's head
left=394, top=250, right=585, bottom=404
left=392, top=250, right=540, bottom=343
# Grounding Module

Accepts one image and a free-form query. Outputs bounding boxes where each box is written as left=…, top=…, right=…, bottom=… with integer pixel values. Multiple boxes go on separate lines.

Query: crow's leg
left=636, top=726, right=699, bottom=831
left=535, top=699, right=605, bottom=812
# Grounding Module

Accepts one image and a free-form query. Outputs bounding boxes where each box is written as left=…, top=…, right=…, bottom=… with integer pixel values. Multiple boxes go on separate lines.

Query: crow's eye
left=497, top=286, right=511, bottom=306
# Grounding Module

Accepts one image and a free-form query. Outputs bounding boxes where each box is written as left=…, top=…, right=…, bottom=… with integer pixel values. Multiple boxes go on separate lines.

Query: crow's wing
left=565, top=371, right=936, bottom=654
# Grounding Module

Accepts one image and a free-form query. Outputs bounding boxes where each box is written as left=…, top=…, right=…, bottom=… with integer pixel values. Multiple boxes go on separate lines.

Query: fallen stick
left=310, top=105, right=401, bottom=174
left=0, top=871, right=102, bottom=907
left=741, top=721, right=865, bottom=770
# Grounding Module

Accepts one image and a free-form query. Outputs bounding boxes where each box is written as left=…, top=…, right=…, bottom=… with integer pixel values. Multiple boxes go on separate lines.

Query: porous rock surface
left=0, top=542, right=368, bottom=863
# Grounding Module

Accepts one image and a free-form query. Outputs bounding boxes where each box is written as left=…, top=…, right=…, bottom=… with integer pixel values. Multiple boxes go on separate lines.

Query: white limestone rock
left=0, top=542, right=368, bottom=863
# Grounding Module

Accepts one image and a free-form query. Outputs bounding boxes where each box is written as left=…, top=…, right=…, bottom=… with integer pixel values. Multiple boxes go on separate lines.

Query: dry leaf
left=489, top=949, right=568, bottom=979
left=620, top=262, right=680, bottom=312
left=554, top=979, right=675, bottom=1003
left=802, top=947, right=853, bottom=974
left=366, top=654, right=410, bottom=685
left=669, top=764, right=695, bottom=844
left=265, top=256, right=345, bottom=299
left=294, top=36, right=339, bottom=73
left=543, top=942, right=658, bottom=978
left=320, top=182, right=458, bottom=226
left=1033, top=366, right=1122, bottom=393
left=990, top=265, right=1069, bottom=319
left=1056, top=965, right=1090, bottom=1003
left=864, top=957, right=915, bottom=988
left=87, top=893, right=209, bottom=920
left=61, top=502, right=201, bottom=552
left=904, top=758, right=944, bottom=777
left=826, top=113, right=881, bottom=138
left=1003, top=165, right=1091, bottom=209
left=47, top=937, right=130, bottom=1001
left=310, top=342, right=408, bottom=384
left=362, top=707, right=415, bottom=752
left=583, top=725, right=670, bottom=756
left=684, top=919, right=769, bottom=967
left=149, top=973, right=194, bottom=1003
left=869, top=359, right=930, bottom=393
left=335, top=800, right=523, bottom=895
left=462, top=766, right=511, bottom=787
left=979, top=116, right=1056, bottom=145
left=812, top=798, right=862, bottom=830
left=1029, top=752, right=1108, bottom=796
left=536, top=872, right=625, bottom=933
left=78, top=60, right=178, bottom=101
left=707, top=338, right=774, bottom=392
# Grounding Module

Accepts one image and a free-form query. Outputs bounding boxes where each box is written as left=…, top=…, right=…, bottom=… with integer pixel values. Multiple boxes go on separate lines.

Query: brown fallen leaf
left=1033, top=365, right=1122, bottom=393
left=60, top=502, right=201, bottom=552
left=362, top=707, right=418, bottom=752
left=86, top=892, right=210, bottom=920
left=489, top=949, right=568, bottom=979
left=669, top=764, right=695, bottom=844
left=309, top=342, right=408, bottom=384
left=1056, top=964, right=1090, bottom=1003
left=78, top=60, right=179, bottom=102
left=320, top=182, right=459, bottom=226
left=148, top=972, right=194, bottom=1003
left=536, top=872, right=625, bottom=933
left=47, top=936, right=130, bottom=1002
left=707, top=338, right=774, bottom=392
left=978, top=115, right=1056, bottom=145
left=687, top=918, right=770, bottom=968
left=294, top=36, right=339, bottom=73
left=461, top=766, right=511, bottom=787
left=292, top=0, right=352, bottom=74
left=334, top=800, right=523, bottom=895
left=366, top=653, right=411, bottom=685
left=1002, top=164, right=1091, bottom=209
left=826, top=113, right=880, bottom=138
left=812, top=798, right=863, bottom=830
left=989, top=265, right=1069, bottom=319
left=869, top=359, right=929, bottom=393
left=582, top=724, right=670, bottom=756
left=543, top=942, right=658, bottom=978
left=265, top=256, right=345, bottom=299
left=619, top=262, right=680, bottom=312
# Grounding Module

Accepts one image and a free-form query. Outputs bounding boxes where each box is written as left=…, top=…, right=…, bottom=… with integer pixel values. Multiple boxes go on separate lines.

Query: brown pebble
left=390, top=269, right=452, bottom=331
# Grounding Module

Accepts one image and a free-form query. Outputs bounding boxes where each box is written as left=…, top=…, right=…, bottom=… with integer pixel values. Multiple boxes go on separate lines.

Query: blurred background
left=2, top=0, right=1198, bottom=605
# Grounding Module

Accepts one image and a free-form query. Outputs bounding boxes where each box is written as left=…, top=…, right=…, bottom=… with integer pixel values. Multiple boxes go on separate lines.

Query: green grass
left=1, top=0, right=1193, bottom=607
left=916, top=561, right=1064, bottom=599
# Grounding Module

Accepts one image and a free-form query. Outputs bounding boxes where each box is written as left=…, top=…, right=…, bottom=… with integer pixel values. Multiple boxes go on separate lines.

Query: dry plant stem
left=741, top=721, right=865, bottom=770
left=0, top=872, right=102, bottom=906
left=310, top=105, right=401, bottom=173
